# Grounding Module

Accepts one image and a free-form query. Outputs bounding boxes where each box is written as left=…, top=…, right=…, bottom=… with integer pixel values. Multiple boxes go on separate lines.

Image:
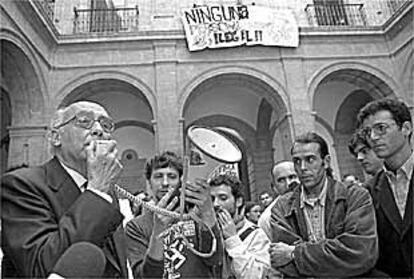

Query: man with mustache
left=258, top=160, right=299, bottom=239
left=1, top=101, right=128, bottom=278
left=357, top=98, right=413, bottom=277
left=269, top=132, right=378, bottom=277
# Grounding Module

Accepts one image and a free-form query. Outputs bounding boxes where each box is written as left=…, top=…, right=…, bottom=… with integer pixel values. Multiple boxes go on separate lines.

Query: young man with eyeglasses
left=1, top=101, right=129, bottom=278
left=357, top=98, right=413, bottom=277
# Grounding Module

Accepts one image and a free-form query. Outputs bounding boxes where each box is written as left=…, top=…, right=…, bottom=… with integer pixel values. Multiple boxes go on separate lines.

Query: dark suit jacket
left=366, top=169, right=413, bottom=277
left=1, top=157, right=128, bottom=278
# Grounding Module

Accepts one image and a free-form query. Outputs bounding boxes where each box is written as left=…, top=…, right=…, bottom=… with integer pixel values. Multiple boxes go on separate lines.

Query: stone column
left=7, top=125, right=49, bottom=169
left=178, top=117, right=186, bottom=156
left=153, top=41, right=182, bottom=154
left=282, top=58, right=314, bottom=134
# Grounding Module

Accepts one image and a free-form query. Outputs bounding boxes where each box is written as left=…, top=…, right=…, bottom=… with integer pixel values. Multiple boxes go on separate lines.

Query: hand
left=148, top=187, right=179, bottom=260
left=184, top=178, right=216, bottom=228
left=216, top=208, right=237, bottom=239
left=269, top=242, right=295, bottom=267
left=152, top=187, right=179, bottom=235
left=86, top=140, right=123, bottom=193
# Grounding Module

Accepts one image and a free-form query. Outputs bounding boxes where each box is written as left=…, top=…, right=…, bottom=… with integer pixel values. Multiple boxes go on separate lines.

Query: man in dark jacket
left=269, top=132, right=378, bottom=277
left=1, top=101, right=128, bottom=278
left=357, top=98, right=413, bottom=277
left=126, top=151, right=223, bottom=278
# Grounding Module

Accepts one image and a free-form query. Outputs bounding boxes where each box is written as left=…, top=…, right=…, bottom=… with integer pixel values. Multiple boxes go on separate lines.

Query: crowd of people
left=1, top=97, right=412, bottom=278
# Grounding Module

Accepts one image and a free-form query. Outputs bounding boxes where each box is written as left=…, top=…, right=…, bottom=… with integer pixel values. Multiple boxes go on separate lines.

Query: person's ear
left=401, top=121, right=412, bottom=139
left=236, top=196, right=243, bottom=209
left=323, top=154, right=331, bottom=169
left=49, top=129, right=61, bottom=147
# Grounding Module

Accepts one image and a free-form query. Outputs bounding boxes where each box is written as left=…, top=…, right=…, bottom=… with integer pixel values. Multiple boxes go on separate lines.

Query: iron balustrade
left=73, top=6, right=139, bottom=34
left=305, top=3, right=367, bottom=26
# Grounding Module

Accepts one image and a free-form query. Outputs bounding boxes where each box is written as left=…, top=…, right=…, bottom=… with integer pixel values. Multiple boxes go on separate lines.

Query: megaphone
left=186, top=126, right=242, bottom=182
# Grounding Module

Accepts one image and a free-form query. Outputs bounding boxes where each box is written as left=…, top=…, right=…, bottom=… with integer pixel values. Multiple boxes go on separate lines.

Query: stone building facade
left=1, top=0, right=413, bottom=200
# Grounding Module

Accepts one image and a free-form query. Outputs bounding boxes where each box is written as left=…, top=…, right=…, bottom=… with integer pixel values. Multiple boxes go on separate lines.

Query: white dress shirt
left=225, top=218, right=271, bottom=279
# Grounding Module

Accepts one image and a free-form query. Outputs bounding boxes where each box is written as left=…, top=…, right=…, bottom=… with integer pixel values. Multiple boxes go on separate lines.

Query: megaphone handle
left=180, top=156, right=189, bottom=221
left=113, top=184, right=191, bottom=220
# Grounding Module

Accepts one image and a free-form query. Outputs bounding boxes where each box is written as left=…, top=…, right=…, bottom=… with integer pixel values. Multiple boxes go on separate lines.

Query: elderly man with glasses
left=1, top=101, right=129, bottom=278
left=357, top=98, right=413, bottom=278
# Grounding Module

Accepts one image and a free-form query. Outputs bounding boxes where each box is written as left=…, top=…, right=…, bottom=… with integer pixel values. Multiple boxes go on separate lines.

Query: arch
left=0, top=29, right=49, bottom=110
left=313, top=120, right=341, bottom=180
left=400, top=48, right=414, bottom=105
left=315, top=115, right=335, bottom=137
left=55, top=71, right=156, bottom=115
left=257, top=99, right=273, bottom=131
left=1, top=41, right=45, bottom=124
left=1, top=88, right=11, bottom=174
left=335, top=90, right=374, bottom=133
left=307, top=61, right=400, bottom=106
left=116, top=120, right=154, bottom=134
left=178, top=65, right=291, bottom=118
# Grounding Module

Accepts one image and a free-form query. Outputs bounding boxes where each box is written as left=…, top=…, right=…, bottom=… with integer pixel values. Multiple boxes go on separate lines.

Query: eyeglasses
left=360, top=122, right=397, bottom=139
left=54, top=111, right=115, bottom=133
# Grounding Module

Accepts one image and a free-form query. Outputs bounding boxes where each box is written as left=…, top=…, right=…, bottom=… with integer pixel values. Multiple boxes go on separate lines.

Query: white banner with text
left=181, top=5, right=299, bottom=51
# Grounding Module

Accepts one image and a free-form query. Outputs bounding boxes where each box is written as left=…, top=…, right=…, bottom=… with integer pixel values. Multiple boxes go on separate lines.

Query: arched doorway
left=182, top=73, right=292, bottom=200
left=0, top=40, right=46, bottom=169
left=312, top=68, right=394, bottom=181
left=1, top=89, right=11, bottom=174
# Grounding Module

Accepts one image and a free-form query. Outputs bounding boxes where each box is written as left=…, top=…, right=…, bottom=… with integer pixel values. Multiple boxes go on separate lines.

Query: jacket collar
left=45, top=157, right=78, bottom=191
left=371, top=169, right=413, bottom=236
left=285, top=177, right=346, bottom=218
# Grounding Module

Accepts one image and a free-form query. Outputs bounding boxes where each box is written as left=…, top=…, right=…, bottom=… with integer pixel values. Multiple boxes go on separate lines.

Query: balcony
left=305, top=0, right=409, bottom=27
left=73, top=6, right=139, bottom=34
left=31, top=0, right=411, bottom=35
left=305, top=4, right=367, bottom=26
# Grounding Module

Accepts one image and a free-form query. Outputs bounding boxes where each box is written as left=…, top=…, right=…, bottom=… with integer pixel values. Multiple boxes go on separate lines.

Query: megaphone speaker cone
left=187, top=126, right=242, bottom=163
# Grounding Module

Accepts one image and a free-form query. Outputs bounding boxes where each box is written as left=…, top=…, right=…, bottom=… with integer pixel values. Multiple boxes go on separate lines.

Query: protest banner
left=181, top=4, right=299, bottom=51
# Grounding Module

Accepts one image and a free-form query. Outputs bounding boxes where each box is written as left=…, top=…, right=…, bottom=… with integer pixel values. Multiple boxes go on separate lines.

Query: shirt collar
left=384, top=150, right=414, bottom=179
left=59, top=160, right=87, bottom=189
left=300, top=177, right=328, bottom=208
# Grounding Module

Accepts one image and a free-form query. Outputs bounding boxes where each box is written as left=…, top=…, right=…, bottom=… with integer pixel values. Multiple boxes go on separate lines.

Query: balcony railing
left=30, top=0, right=411, bottom=35
left=305, top=3, right=367, bottom=26
left=73, top=6, right=139, bottom=34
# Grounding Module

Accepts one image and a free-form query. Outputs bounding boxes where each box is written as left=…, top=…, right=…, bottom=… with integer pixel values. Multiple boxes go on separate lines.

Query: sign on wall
left=181, top=5, right=299, bottom=51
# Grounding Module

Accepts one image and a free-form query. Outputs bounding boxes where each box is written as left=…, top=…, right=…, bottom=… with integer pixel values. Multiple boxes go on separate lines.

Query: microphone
left=48, top=242, right=106, bottom=279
